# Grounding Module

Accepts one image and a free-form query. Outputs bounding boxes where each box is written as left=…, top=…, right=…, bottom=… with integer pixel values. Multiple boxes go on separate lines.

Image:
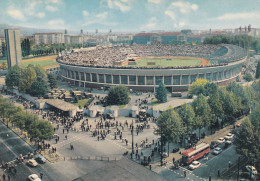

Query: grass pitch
left=124, top=57, right=204, bottom=67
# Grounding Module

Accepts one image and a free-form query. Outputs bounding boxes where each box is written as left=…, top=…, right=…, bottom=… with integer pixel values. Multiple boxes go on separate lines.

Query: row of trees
left=155, top=79, right=255, bottom=155
left=5, top=65, right=57, bottom=97
left=203, top=34, right=260, bottom=52
left=21, top=38, right=31, bottom=57
left=0, top=96, right=54, bottom=140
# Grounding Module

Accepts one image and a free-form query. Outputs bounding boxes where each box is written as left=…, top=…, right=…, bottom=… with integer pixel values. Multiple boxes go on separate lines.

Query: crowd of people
left=57, top=44, right=246, bottom=69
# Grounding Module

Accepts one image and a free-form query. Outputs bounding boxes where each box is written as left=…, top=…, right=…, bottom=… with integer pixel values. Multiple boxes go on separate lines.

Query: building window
left=71, top=71, right=75, bottom=79
left=75, top=72, right=79, bottom=80
left=129, top=76, right=136, bottom=85
left=213, top=73, right=217, bottom=81
left=190, top=75, right=197, bottom=84
left=198, top=74, right=204, bottom=79
left=206, top=73, right=211, bottom=81
left=218, top=72, right=222, bottom=80
left=99, top=74, right=104, bottom=83
left=80, top=72, right=84, bottom=81
left=92, top=73, right=97, bottom=82
left=224, top=71, right=227, bottom=79
left=106, top=75, right=112, bottom=83
left=164, top=76, right=171, bottom=85
left=182, top=75, right=189, bottom=85
left=138, top=76, right=145, bottom=85
left=146, top=76, right=154, bottom=85
left=121, top=75, right=128, bottom=84
left=155, top=76, right=163, bottom=85
left=113, top=75, right=120, bottom=84
left=173, top=76, right=180, bottom=85
left=86, top=73, right=90, bottom=81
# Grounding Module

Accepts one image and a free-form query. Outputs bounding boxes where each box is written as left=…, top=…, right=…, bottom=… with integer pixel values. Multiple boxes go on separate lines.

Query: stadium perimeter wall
left=58, top=57, right=246, bottom=92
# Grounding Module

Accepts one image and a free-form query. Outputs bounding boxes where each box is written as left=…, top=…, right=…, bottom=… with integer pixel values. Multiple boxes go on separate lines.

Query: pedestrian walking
left=40, top=173, right=43, bottom=179
left=228, top=161, right=231, bottom=168
left=184, top=171, right=186, bottom=178
left=3, top=174, right=6, bottom=181
left=218, top=169, right=220, bottom=177
left=8, top=175, right=10, bottom=181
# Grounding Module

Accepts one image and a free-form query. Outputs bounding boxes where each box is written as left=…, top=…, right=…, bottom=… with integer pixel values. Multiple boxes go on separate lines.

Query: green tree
left=28, top=80, right=48, bottom=97
left=155, top=108, right=186, bottom=158
left=189, top=78, right=209, bottom=96
left=178, top=103, right=195, bottom=134
left=19, top=66, right=37, bottom=93
left=1, top=42, right=6, bottom=57
left=256, top=61, right=260, bottom=79
left=192, top=94, right=212, bottom=137
left=48, top=74, right=58, bottom=89
left=208, top=91, right=224, bottom=131
left=243, top=73, right=253, bottom=82
left=5, top=65, right=22, bottom=89
left=234, top=117, right=260, bottom=160
left=107, top=85, right=130, bottom=105
left=155, top=82, right=167, bottom=103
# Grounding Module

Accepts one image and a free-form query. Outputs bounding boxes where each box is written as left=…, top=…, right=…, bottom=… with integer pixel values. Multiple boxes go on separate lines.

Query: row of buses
left=182, top=143, right=210, bottom=165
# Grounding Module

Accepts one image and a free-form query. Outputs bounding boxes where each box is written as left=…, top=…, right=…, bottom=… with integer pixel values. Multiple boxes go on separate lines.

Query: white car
left=27, top=159, right=38, bottom=167
left=224, top=133, right=234, bottom=140
left=162, top=152, right=168, bottom=158
left=245, top=165, right=258, bottom=175
left=213, top=147, right=222, bottom=155
left=189, top=161, right=201, bottom=170
left=217, top=137, right=225, bottom=144
left=28, top=174, right=41, bottom=181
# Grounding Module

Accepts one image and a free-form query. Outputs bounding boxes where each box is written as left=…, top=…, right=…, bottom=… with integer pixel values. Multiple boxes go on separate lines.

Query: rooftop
left=42, top=99, right=78, bottom=111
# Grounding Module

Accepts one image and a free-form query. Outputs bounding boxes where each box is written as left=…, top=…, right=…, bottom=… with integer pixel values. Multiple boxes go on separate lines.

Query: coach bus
left=181, top=143, right=210, bottom=165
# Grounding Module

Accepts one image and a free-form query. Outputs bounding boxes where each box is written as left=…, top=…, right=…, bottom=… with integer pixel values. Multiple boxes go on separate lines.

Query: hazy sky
left=0, top=0, right=260, bottom=32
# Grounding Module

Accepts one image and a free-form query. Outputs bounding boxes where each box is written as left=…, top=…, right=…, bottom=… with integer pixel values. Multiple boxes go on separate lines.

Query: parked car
left=106, top=113, right=115, bottom=119
left=245, top=165, right=258, bottom=175
left=35, top=155, right=46, bottom=164
left=217, top=137, right=225, bottom=144
left=210, top=141, right=221, bottom=149
left=224, top=133, right=234, bottom=140
left=172, top=148, right=180, bottom=153
left=213, top=147, right=222, bottom=155
left=189, top=161, right=201, bottom=170
left=27, top=159, right=38, bottom=167
left=162, top=152, right=168, bottom=158
left=28, top=174, right=41, bottom=181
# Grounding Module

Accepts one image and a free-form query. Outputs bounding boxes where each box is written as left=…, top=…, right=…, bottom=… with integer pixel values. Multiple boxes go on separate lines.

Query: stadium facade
left=57, top=44, right=247, bottom=92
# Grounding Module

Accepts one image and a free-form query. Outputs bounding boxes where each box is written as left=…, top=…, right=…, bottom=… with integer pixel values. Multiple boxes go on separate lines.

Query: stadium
left=57, top=44, right=247, bottom=92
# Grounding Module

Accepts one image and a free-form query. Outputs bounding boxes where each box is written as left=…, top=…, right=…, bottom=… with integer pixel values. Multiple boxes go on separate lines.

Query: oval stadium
left=57, top=44, right=247, bottom=92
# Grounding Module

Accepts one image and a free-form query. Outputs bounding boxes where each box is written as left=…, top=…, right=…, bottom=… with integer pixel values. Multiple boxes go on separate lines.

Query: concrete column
left=96, top=73, right=99, bottom=83
left=127, top=75, right=130, bottom=85
left=136, top=75, right=138, bottom=85
left=90, top=73, right=93, bottom=82
left=144, top=75, right=147, bottom=85
left=111, top=74, right=113, bottom=84
left=119, top=75, right=122, bottom=84
left=180, top=75, right=182, bottom=85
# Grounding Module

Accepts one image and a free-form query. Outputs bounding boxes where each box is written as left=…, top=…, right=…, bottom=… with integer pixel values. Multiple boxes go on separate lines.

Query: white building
left=34, top=32, right=64, bottom=45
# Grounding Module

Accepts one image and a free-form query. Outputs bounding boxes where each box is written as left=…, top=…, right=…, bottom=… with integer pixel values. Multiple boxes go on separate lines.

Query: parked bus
left=182, top=143, right=210, bottom=165
left=171, top=92, right=182, bottom=97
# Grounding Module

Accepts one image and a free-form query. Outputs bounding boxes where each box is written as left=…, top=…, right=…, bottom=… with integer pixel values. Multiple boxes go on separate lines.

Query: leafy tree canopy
left=5, top=65, right=22, bottom=89
left=107, top=85, right=130, bottom=105
left=189, top=78, right=209, bottom=96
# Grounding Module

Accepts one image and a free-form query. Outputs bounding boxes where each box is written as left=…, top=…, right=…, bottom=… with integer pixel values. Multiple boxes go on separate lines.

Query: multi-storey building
left=4, top=29, right=22, bottom=69
left=34, top=32, right=64, bottom=45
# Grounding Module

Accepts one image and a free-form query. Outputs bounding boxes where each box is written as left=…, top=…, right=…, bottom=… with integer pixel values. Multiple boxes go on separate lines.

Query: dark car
left=210, top=141, right=221, bottom=149
left=172, top=148, right=180, bottom=153
left=106, top=113, right=115, bottom=119
left=35, top=155, right=46, bottom=164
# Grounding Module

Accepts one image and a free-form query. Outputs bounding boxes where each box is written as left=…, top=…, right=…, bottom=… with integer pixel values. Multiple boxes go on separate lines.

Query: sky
left=0, top=0, right=260, bottom=33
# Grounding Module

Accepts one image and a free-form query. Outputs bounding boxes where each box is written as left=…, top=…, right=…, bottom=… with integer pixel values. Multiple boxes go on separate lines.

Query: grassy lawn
left=73, top=99, right=89, bottom=108
left=0, top=60, right=7, bottom=64
left=151, top=99, right=161, bottom=106
left=124, top=57, right=203, bottom=67
left=118, top=105, right=126, bottom=108
left=23, top=60, right=58, bottom=68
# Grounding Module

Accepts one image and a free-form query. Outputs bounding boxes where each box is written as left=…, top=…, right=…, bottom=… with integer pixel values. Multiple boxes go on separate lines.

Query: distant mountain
left=0, top=24, right=80, bottom=37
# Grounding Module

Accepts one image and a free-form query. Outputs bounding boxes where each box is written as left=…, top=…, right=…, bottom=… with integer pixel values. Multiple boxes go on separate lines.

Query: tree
left=155, top=82, right=167, bottom=103
left=192, top=94, right=212, bottom=138
left=107, top=85, right=130, bottom=105
left=28, top=80, right=48, bottom=97
left=208, top=91, right=224, bottom=131
left=243, top=73, right=253, bottom=82
left=189, top=78, right=209, bottom=96
left=5, top=65, right=22, bottom=89
left=1, top=42, right=6, bottom=57
left=178, top=103, right=195, bottom=134
left=234, top=117, right=260, bottom=160
left=256, top=61, right=260, bottom=79
left=19, top=66, right=37, bottom=93
left=155, top=108, right=185, bottom=158
left=48, top=74, right=58, bottom=89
